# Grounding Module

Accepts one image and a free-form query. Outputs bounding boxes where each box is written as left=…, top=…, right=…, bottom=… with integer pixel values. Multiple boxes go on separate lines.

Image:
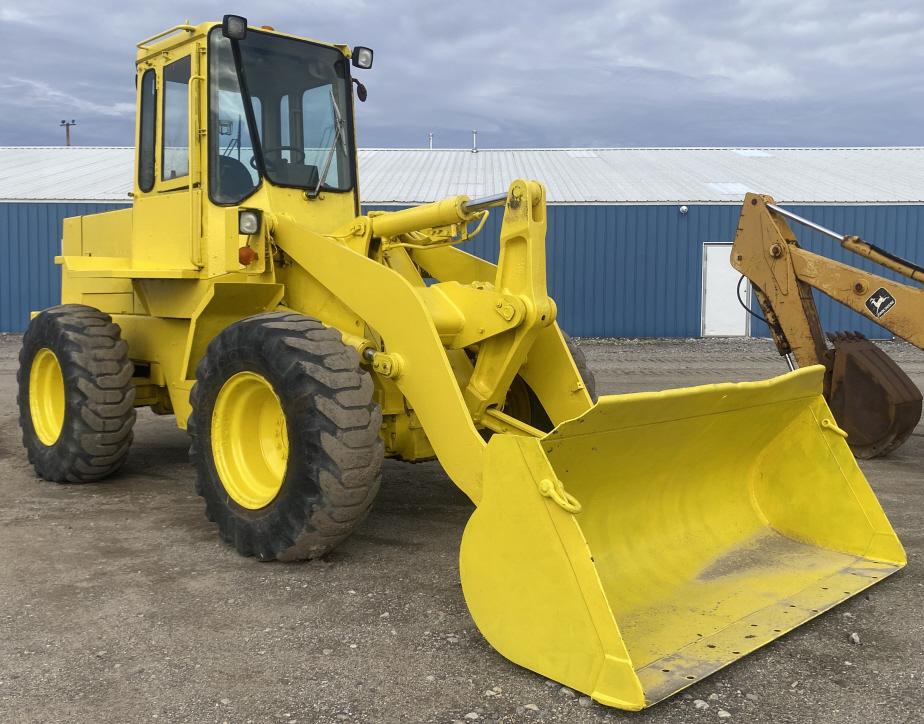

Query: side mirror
left=222, top=14, right=248, bottom=40
left=352, top=78, right=368, bottom=102
left=351, top=46, right=373, bottom=69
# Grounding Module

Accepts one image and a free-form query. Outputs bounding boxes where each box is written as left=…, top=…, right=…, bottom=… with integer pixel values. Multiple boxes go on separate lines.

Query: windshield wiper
left=309, top=88, right=347, bottom=198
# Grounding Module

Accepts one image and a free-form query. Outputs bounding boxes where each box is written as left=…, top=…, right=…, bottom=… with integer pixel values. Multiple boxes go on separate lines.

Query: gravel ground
left=0, top=334, right=921, bottom=723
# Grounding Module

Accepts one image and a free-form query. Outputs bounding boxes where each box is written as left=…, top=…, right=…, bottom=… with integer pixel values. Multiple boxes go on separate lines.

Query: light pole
left=60, top=119, right=77, bottom=146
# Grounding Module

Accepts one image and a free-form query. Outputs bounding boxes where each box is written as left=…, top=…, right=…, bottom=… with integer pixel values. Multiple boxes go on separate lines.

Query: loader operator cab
left=207, top=22, right=356, bottom=204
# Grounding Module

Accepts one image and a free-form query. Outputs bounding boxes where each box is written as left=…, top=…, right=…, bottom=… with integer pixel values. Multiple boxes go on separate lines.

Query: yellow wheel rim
left=211, top=371, right=288, bottom=509
left=29, top=347, right=65, bottom=446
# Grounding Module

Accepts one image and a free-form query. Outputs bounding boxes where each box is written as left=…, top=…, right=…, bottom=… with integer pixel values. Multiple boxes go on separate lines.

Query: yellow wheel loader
left=17, top=17, right=906, bottom=710
left=732, top=194, right=923, bottom=458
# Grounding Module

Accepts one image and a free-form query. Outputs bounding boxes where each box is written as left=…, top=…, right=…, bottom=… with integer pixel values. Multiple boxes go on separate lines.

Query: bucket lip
left=630, top=558, right=903, bottom=707
left=542, top=366, right=826, bottom=442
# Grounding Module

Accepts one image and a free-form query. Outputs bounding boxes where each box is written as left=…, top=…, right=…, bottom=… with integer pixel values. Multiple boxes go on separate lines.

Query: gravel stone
left=1, top=336, right=921, bottom=724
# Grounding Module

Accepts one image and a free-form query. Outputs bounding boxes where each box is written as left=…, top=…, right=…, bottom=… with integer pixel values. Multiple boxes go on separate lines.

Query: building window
left=138, top=69, right=156, bottom=192
left=161, top=56, right=191, bottom=181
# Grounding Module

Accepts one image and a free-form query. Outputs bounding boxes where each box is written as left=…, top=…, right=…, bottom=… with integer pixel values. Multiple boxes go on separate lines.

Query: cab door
left=132, top=47, right=202, bottom=271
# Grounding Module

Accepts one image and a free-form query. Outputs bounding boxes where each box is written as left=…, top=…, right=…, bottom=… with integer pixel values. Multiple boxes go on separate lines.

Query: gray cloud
left=1, top=0, right=922, bottom=148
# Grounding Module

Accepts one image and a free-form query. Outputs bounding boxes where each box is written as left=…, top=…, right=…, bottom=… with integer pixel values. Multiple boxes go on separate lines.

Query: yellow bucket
left=460, top=367, right=905, bottom=710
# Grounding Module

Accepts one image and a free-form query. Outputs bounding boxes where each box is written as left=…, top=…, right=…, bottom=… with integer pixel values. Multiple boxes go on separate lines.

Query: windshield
left=208, top=27, right=355, bottom=205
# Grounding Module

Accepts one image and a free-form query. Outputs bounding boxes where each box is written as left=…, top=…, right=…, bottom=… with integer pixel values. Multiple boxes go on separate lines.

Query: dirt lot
left=1, top=335, right=921, bottom=724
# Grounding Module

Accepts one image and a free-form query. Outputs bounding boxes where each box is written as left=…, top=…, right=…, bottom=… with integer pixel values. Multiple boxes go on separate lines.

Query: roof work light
left=352, top=46, right=373, bottom=69
left=222, top=15, right=248, bottom=40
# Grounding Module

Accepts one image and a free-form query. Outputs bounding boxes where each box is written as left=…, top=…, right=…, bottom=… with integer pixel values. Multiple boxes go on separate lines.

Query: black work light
left=222, top=14, right=248, bottom=40
left=352, top=46, right=373, bottom=69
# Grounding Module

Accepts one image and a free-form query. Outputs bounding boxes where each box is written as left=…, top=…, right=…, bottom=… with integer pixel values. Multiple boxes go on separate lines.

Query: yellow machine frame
left=58, top=22, right=591, bottom=502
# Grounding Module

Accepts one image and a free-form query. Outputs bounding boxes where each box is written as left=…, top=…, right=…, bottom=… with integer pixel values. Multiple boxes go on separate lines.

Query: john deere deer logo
left=865, top=287, right=896, bottom=318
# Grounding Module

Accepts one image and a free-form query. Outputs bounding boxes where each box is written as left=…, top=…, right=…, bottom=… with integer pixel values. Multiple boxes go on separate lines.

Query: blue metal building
left=0, top=202, right=127, bottom=332
left=2, top=146, right=922, bottom=337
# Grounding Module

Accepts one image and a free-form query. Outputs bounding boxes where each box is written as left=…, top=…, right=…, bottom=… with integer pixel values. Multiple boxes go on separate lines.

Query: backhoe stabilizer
left=460, top=366, right=904, bottom=709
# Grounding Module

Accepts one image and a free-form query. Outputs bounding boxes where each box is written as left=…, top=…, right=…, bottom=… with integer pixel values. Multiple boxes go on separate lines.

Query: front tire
left=17, top=305, right=136, bottom=482
left=188, top=313, right=383, bottom=561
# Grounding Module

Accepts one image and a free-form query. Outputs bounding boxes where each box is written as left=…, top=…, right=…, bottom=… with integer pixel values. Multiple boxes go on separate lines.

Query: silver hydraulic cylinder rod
left=767, top=203, right=846, bottom=242
left=462, top=192, right=508, bottom=214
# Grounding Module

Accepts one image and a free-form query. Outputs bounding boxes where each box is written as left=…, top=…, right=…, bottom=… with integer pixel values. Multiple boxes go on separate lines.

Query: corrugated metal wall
left=2, top=201, right=921, bottom=337
left=0, top=202, right=128, bottom=332
left=369, top=203, right=924, bottom=339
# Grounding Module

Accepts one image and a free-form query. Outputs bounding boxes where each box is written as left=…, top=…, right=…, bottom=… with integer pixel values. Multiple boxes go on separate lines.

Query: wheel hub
left=211, top=371, right=289, bottom=509
left=29, top=347, right=65, bottom=446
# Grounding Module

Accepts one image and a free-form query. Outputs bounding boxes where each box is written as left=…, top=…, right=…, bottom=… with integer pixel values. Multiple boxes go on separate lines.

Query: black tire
left=188, top=312, right=383, bottom=561
left=17, top=304, right=135, bottom=482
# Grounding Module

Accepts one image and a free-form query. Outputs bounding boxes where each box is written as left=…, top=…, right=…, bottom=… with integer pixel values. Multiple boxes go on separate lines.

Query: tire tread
left=18, top=304, right=136, bottom=483
left=188, top=312, right=382, bottom=561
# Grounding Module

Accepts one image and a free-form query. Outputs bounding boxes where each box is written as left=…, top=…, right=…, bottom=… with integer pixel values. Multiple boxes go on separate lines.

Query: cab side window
left=161, top=56, right=191, bottom=181
left=138, top=69, right=156, bottom=192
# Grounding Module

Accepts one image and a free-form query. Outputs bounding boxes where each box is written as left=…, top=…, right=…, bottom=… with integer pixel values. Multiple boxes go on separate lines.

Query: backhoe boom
left=732, top=193, right=923, bottom=457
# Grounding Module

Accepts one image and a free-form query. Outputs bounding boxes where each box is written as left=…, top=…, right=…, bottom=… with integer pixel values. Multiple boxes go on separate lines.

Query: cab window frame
left=137, top=68, right=157, bottom=193
left=160, top=54, right=192, bottom=185
left=205, top=26, right=358, bottom=206
left=206, top=27, right=262, bottom=206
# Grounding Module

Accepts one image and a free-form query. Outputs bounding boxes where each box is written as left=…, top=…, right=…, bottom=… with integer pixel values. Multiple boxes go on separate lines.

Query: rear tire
left=188, top=312, right=383, bottom=561
left=17, top=304, right=135, bottom=482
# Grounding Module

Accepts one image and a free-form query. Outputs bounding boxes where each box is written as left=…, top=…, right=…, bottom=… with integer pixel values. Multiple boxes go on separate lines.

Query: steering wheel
left=250, top=145, right=306, bottom=170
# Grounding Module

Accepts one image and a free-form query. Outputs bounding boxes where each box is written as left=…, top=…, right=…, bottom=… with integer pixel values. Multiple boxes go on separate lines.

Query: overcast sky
left=1, top=0, right=923, bottom=149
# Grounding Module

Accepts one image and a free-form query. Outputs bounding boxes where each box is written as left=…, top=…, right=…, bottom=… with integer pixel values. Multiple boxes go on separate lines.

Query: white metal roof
left=1, top=146, right=923, bottom=205
left=0, top=147, right=134, bottom=204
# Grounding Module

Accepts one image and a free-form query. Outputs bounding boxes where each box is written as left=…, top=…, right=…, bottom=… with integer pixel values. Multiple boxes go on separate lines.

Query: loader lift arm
left=731, top=193, right=923, bottom=457
left=273, top=179, right=593, bottom=502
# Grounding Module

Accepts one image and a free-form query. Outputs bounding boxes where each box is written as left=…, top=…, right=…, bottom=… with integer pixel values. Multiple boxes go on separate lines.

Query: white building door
left=702, top=243, right=749, bottom=336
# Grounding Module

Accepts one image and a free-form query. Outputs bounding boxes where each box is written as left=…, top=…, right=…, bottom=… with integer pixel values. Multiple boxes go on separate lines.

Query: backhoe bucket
left=460, top=367, right=905, bottom=711
left=826, top=332, right=922, bottom=459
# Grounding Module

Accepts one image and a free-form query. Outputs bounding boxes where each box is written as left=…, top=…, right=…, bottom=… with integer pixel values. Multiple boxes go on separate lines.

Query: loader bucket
left=460, top=366, right=905, bottom=711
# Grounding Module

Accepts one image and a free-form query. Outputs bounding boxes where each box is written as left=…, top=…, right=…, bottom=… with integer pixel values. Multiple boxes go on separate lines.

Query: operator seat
left=214, top=154, right=257, bottom=203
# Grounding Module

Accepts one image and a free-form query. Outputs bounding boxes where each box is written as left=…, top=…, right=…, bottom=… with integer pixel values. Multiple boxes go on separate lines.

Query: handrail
left=137, top=24, right=196, bottom=50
